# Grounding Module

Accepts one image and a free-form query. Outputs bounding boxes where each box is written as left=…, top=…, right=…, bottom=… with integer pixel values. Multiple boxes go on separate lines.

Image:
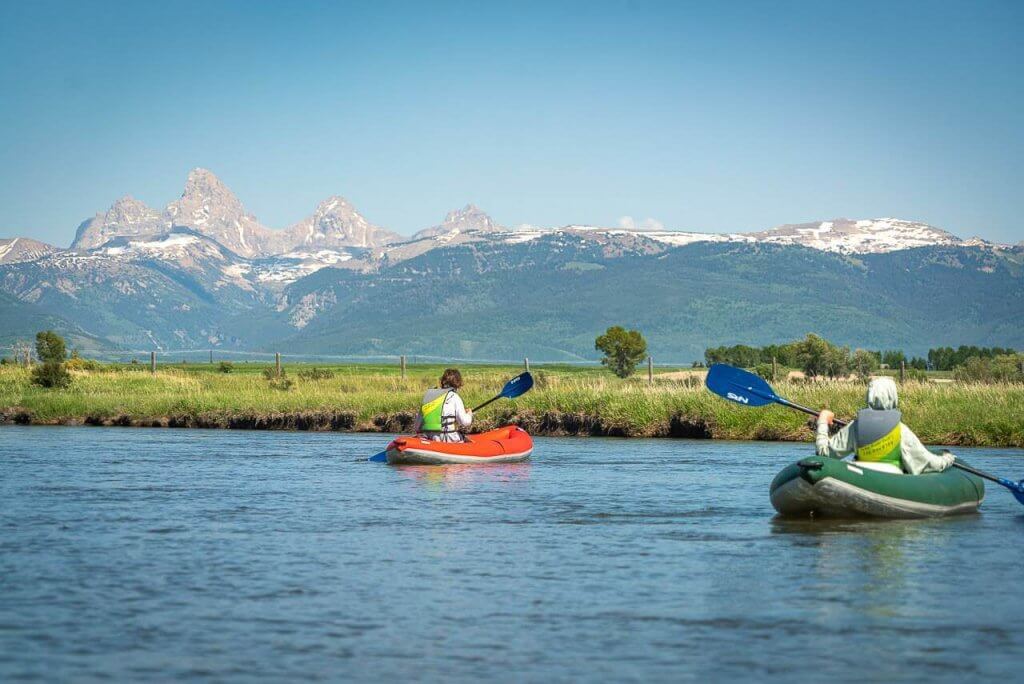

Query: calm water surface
left=2, top=426, right=1023, bottom=682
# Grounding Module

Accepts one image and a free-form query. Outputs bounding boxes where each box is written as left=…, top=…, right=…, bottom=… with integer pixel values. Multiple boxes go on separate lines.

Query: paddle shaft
left=775, top=391, right=1010, bottom=486
left=472, top=395, right=502, bottom=412
left=946, top=461, right=1010, bottom=486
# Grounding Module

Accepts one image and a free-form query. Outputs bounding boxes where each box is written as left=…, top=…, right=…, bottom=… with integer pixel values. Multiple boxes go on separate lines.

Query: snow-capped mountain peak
left=412, top=204, right=502, bottom=240
left=71, top=195, right=163, bottom=250
left=281, top=195, right=400, bottom=250
left=164, top=168, right=272, bottom=258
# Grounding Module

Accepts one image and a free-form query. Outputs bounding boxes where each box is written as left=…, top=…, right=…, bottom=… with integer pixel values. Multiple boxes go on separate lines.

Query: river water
left=1, top=426, right=1022, bottom=682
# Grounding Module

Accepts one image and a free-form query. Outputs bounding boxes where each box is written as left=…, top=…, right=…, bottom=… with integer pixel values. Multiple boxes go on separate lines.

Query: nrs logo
left=726, top=392, right=749, bottom=404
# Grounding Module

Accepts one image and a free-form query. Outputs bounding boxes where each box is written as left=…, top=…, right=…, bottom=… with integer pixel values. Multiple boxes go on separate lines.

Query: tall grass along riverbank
left=1, top=364, right=1021, bottom=446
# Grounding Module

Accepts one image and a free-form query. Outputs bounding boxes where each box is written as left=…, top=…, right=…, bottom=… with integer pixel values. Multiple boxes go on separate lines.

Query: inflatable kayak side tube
left=769, top=456, right=984, bottom=519
left=385, top=426, right=533, bottom=465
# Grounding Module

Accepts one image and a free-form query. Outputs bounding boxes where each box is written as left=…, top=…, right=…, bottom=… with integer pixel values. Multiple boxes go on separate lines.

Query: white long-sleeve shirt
left=815, top=418, right=955, bottom=475
left=413, top=390, right=473, bottom=442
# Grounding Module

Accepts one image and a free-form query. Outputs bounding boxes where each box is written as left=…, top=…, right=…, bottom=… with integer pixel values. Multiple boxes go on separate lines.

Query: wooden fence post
left=209, top=350, right=213, bottom=364
left=400, top=355, right=406, bottom=380
left=524, top=357, right=530, bottom=372
left=150, top=351, right=156, bottom=374
left=275, top=352, right=282, bottom=377
left=647, top=356, right=653, bottom=385
left=772, top=356, right=778, bottom=382
left=899, top=360, right=906, bottom=383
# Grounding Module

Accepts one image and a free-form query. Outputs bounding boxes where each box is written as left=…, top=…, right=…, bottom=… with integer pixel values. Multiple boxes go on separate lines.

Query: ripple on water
left=1, top=427, right=1022, bottom=681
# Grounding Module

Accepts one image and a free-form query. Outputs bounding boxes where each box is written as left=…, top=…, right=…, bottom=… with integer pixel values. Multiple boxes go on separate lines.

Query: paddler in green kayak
left=413, top=368, right=474, bottom=443
left=816, top=376, right=956, bottom=474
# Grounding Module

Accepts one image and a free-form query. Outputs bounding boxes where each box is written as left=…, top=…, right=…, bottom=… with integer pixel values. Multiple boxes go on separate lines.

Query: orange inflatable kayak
left=385, top=426, right=533, bottom=465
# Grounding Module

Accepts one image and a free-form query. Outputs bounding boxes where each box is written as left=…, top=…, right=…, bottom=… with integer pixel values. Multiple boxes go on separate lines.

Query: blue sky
left=1, top=0, right=1022, bottom=245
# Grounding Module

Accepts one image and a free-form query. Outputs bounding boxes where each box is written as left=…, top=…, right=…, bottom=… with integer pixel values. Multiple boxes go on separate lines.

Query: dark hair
left=439, top=368, right=463, bottom=390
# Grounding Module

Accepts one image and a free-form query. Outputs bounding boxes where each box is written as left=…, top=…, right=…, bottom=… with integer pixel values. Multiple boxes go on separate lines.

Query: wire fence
left=0, top=344, right=608, bottom=367
left=0, top=344, right=695, bottom=385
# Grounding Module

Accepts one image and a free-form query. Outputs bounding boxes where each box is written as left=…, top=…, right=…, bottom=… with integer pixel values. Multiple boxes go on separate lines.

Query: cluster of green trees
left=928, top=346, right=1017, bottom=371
left=705, top=338, right=884, bottom=377
left=776, top=334, right=880, bottom=380
left=705, top=334, right=917, bottom=381
left=953, top=354, right=1024, bottom=383
left=705, top=341, right=924, bottom=371
left=703, top=343, right=795, bottom=369
left=706, top=339, right=1017, bottom=374
left=703, top=335, right=1024, bottom=384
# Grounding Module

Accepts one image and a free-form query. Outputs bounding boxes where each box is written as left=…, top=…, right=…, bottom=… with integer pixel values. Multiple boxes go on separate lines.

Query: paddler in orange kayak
left=413, top=368, right=473, bottom=442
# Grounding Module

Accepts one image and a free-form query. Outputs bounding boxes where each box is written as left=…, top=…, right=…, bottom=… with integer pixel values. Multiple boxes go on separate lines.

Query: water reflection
left=393, top=462, right=532, bottom=491
left=768, top=515, right=980, bottom=623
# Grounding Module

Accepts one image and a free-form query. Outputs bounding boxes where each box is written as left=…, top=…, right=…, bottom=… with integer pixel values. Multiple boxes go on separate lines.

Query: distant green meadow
left=1, top=363, right=1022, bottom=447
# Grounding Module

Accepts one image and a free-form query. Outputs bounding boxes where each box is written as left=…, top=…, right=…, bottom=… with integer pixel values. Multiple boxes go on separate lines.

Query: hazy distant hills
left=2, top=168, right=1021, bottom=360
left=266, top=239, right=1024, bottom=362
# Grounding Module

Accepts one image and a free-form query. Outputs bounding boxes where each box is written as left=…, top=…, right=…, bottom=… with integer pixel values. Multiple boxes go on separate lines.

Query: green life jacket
left=854, top=408, right=902, bottom=466
left=420, top=388, right=457, bottom=434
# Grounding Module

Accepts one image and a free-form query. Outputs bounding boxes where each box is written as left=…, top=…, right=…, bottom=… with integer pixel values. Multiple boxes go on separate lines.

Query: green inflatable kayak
left=770, top=456, right=985, bottom=519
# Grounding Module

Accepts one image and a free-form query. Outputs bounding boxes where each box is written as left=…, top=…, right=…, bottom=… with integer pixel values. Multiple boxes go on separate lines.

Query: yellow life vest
left=854, top=409, right=902, bottom=466
left=420, top=388, right=456, bottom=433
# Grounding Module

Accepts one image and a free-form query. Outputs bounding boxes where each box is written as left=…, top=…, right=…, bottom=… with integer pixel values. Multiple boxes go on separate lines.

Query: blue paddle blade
left=705, top=364, right=779, bottom=407
left=500, top=371, right=534, bottom=399
left=368, top=451, right=387, bottom=463
left=999, top=478, right=1024, bottom=505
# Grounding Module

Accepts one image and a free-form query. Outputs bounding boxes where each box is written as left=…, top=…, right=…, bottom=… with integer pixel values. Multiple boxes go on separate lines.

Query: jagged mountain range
left=71, top=169, right=401, bottom=257
left=1, top=168, right=1021, bottom=359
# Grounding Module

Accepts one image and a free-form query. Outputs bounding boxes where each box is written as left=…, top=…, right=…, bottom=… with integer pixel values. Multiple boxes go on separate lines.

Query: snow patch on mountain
left=0, top=237, right=61, bottom=264
left=484, top=217, right=984, bottom=255
left=100, top=233, right=205, bottom=257
left=751, top=218, right=964, bottom=253
left=253, top=248, right=365, bottom=285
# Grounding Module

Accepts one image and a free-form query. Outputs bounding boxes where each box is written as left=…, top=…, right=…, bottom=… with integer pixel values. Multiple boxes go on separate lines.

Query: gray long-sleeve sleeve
left=900, top=426, right=955, bottom=474
left=815, top=418, right=855, bottom=458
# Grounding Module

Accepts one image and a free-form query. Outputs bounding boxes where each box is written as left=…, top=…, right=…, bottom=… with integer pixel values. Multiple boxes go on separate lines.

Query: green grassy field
left=1, top=362, right=1021, bottom=447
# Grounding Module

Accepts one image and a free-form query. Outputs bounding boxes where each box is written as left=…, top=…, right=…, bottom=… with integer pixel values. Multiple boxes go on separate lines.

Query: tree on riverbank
left=31, top=330, right=71, bottom=389
left=851, top=349, right=880, bottom=380
left=793, top=334, right=850, bottom=379
left=595, top=326, right=648, bottom=378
